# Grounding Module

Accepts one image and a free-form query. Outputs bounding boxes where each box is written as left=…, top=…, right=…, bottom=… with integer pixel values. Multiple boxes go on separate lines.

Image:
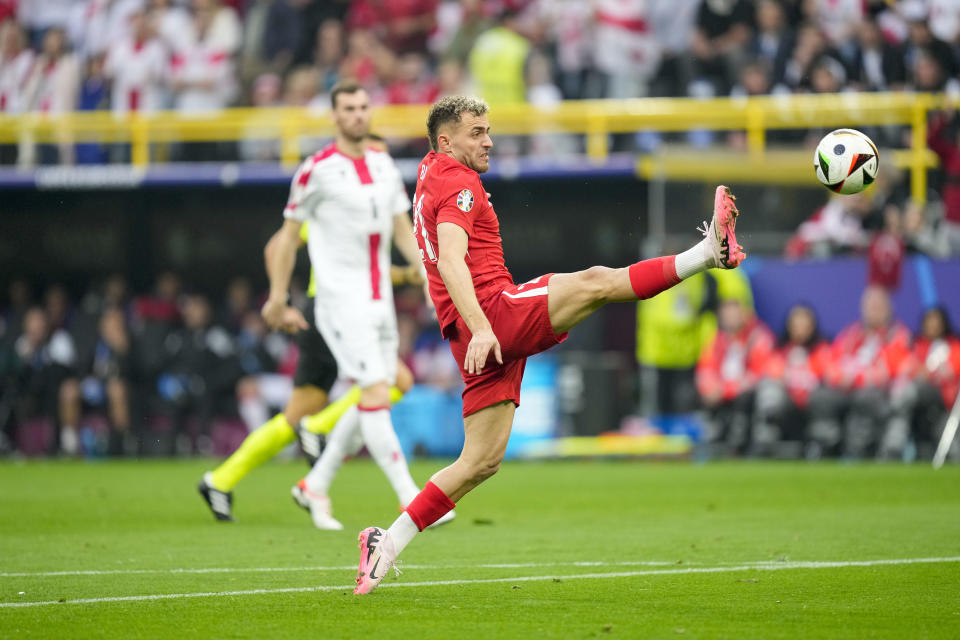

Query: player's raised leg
left=547, top=185, right=745, bottom=334
left=354, top=400, right=514, bottom=594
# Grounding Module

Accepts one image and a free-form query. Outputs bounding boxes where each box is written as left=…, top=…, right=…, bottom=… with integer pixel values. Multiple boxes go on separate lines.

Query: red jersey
left=412, top=151, right=513, bottom=335
left=898, top=336, right=960, bottom=408
left=696, top=318, right=776, bottom=402
left=766, top=341, right=832, bottom=407
left=827, top=321, right=912, bottom=390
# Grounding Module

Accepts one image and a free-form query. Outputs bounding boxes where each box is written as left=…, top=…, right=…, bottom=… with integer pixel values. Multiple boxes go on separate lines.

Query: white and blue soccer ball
left=814, top=128, right=880, bottom=195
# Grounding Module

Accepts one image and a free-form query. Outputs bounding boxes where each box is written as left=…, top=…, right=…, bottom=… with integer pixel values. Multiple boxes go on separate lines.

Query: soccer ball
left=813, top=129, right=879, bottom=195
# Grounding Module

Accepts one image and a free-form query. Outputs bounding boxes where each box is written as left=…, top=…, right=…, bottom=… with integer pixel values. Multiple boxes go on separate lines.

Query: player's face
left=332, top=90, right=371, bottom=143
left=447, top=112, right=493, bottom=173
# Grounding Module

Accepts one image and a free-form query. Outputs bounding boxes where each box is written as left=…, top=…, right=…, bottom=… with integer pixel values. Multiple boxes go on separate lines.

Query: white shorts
left=313, top=298, right=398, bottom=389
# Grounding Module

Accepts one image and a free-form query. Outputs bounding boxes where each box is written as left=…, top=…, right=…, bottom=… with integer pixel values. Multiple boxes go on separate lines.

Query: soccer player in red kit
left=353, top=96, right=747, bottom=594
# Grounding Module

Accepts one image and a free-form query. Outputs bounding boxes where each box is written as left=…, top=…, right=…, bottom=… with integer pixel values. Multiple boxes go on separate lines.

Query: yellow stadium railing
left=0, top=92, right=953, bottom=201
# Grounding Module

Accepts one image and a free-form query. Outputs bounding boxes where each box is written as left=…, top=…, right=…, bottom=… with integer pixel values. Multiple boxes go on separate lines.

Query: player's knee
left=359, top=382, right=391, bottom=408
left=580, top=266, right=617, bottom=303
left=471, top=455, right=503, bottom=484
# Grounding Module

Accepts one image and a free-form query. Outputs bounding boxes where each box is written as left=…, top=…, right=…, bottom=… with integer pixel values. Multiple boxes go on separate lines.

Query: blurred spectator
left=469, top=10, right=530, bottom=105
left=348, top=0, right=438, bottom=55
left=808, top=0, right=863, bottom=56
left=262, top=0, right=301, bottom=74
left=592, top=0, right=661, bottom=99
left=867, top=205, right=906, bottom=290
left=386, top=52, right=438, bottom=104
left=313, top=18, right=345, bottom=93
left=696, top=298, right=775, bottom=454
left=219, top=276, right=254, bottom=331
left=75, top=54, right=110, bottom=164
left=818, top=286, right=912, bottom=458
left=67, top=0, right=144, bottom=62
left=283, top=65, right=320, bottom=107
left=170, top=4, right=237, bottom=113
left=649, top=0, right=698, bottom=99
left=690, top=0, right=753, bottom=96
left=149, top=0, right=194, bottom=54
left=443, top=0, right=494, bottom=66
left=885, top=307, right=960, bottom=459
left=754, top=303, right=832, bottom=456
left=779, top=23, right=839, bottom=91
left=904, top=199, right=954, bottom=258
left=132, top=270, right=182, bottom=380
left=104, top=9, right=168, bottom=115
left=747, top=0, right=793, bottom=89
left=0, top=19, right=34, bottom=113
left=808, top=55, right=847, bottom=94
left=903, top=6, right=959, bottom=81
left=79, top=306, right=137, bottom=455
left=192, top=0, right=242, bottom=56
left=927, top=0, right=960, bottom=45
left=20, top=27, right=79, bottom=165
left=927, top=111, right=960, bottom=254
left=908, top=47, right=960, bottom=93
left=436, top=58, right=467, bottom=97
left=786, top=191, right=874, bottom=258
left=239, top=72, right=283, bottom=161
left=44, top=283, right=73, bottom=332
left=340, top=28, right=394, bottom=99
left=851, top=19, right=905, bottom=92
left=156, top=293, right=241, bottom=455
left=13, top=307, right=80, bottom=454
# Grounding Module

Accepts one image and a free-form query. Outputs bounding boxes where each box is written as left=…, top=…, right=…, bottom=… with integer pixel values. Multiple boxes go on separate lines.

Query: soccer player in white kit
left=262, top=81, right=452, bottom=529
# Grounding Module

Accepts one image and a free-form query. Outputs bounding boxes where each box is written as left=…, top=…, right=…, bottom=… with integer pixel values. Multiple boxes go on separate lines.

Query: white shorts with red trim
left=312, top=297, right=398, bottom=388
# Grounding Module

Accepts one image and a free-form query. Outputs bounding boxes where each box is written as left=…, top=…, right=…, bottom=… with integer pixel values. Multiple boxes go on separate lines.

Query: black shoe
left=198, top=472, right=234, bottom=522
left=296, top=421, right=326, bottom=467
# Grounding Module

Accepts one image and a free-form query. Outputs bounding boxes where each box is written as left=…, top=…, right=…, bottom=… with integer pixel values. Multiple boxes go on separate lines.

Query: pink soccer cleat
left=700, top=185, right=746, bottom=269
left=354, top=527, right=397, bottom=595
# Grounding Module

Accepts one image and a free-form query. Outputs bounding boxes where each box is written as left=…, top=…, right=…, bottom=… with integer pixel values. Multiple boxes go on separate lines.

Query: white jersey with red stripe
left=284, top=143, right=410, bottom=304
left=283, top=142, right=411, bottom=386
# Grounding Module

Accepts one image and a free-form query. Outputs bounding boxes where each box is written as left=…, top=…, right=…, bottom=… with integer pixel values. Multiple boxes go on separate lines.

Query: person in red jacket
left=696, top=298, right=775, bottom=455
left=754, top=304, right=833, bottom=457
left=884, top=307, right=960, bottom=460
left=927, top=111, right=960, bottom=255
left=821, top=286, right=912, bottom=458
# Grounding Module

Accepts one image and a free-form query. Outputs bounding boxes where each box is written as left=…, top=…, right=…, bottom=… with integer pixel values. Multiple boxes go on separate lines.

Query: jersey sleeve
left=284, top=157, right=322, bottom=222
left=436, top=174, right=484, bottom=236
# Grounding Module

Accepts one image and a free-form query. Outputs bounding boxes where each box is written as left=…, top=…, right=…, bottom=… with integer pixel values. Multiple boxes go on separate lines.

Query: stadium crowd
left=0, top=0, right=958, bottom=140
left=0, top=272, right=458, bottom=457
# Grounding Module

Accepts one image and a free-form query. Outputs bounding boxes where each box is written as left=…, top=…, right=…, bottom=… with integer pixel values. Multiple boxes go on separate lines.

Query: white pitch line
left=1, top=556, right=958, bottom=609
left=0, top=560, right=680, bottom=578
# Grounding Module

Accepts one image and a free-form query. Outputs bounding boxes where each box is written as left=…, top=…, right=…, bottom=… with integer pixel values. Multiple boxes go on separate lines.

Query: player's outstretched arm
left=436, top=222, right=502, bottom=375
left=262, top=219, right=307, bottom=333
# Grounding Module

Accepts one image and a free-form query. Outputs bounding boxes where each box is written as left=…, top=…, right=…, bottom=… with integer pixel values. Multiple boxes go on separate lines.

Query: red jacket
left=766, top=341, right=832, bottom=407
left=697, top=319, right=775, bottom=402
left=828, top=321, right=912, bottom=390
left=899, top=336, right=960, bottom=408
left=927, top=115, right=960, bottom=225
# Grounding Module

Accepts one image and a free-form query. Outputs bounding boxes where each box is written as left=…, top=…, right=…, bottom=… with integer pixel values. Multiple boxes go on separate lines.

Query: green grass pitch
left=1, top=459, right=959, bottom=639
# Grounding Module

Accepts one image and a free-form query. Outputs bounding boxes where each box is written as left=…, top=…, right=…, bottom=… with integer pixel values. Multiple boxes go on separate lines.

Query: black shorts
left=293, top=301, right=338, bottom=391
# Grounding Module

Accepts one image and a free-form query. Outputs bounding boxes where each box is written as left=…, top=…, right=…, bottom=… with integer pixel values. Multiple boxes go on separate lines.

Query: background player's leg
left=303, top=405, right=359, bottom=497
left=208, top=385, right=327, bottom=492
left=359, top=380, right=420, bottom=505
left=300, top=361, right=413, bottom=436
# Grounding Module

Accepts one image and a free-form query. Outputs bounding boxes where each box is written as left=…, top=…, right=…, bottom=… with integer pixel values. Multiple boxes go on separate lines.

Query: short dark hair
left=426, top=95, right=490, bottom=152
left=330, top=80, right=365, bottom=109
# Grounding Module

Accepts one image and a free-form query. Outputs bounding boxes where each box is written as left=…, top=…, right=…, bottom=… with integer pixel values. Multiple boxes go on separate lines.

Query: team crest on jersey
left=456, top=189, right=474, bottom=212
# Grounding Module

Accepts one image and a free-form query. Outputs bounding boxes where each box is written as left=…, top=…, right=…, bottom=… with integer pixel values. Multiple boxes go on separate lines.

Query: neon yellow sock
left=209, top=414, right=296, bottom=492
left=301, top=385, right=405, bottom=435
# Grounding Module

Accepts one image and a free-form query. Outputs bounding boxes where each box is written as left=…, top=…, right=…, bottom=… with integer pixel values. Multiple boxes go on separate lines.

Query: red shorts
left=445, top=274, right=568, bottom=417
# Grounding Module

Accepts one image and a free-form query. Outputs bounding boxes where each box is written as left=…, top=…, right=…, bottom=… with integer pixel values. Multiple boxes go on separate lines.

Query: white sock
left=386, top=511, right=419, bottom=555
left=359, top=408, right=420, bottom=505
left=675, top=239, right=711, bottom=279
left=304, top=406, right=359, bottom=496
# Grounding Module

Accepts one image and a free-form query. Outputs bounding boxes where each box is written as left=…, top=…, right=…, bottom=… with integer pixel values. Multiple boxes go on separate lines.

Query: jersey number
left=411, top=193, right=438, bottom=263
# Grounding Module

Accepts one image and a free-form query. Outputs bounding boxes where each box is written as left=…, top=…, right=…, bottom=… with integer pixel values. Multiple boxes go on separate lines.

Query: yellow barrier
left=0, top=92, right=953, bottom=201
